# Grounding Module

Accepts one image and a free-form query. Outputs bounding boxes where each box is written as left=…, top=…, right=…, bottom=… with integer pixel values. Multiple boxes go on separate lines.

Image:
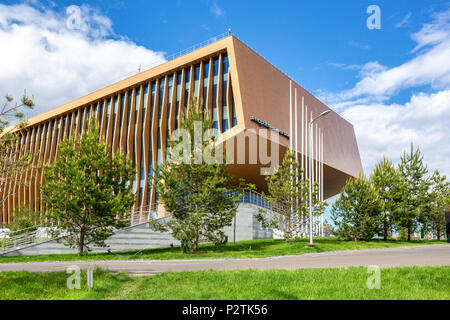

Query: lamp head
left=320, top=110, right=331, bottom=117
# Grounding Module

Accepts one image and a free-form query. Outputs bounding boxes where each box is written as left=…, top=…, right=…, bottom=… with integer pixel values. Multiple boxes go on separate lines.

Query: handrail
left=93, top=31, right=231, bottom=94
left=0, top=190, right=279, bottom=253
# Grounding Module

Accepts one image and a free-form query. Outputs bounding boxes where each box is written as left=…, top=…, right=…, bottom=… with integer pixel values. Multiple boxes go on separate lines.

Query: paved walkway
left=0, top=245, right=448, bottom=275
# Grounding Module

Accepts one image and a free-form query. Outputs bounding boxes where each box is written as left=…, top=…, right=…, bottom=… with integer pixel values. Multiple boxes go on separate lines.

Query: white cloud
left=348, top=40, right=370, bottom=50
left=210, top=3, right=224, bottom=17
left=319, top=8, right=450, bottom=177
left=395, top=12, right=412, bottom=28
left=342, top=90, right=450, bottom=176
left=320, top=8, right=450, bottom=109
left=0, top=3, right=166, bottom=118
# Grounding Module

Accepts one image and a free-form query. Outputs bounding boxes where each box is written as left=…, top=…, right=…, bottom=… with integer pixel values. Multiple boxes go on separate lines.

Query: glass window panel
left=79, top=109, right=84, bottom=135
left=158, top=79, right=165, bottom=122
left=184, top=68, right=190, bottom=109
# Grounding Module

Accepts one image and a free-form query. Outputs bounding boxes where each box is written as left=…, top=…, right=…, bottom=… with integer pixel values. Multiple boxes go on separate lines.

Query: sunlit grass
left=0, top=237, right=446, bottom=263
left=1, top=267, right=448, bottom=300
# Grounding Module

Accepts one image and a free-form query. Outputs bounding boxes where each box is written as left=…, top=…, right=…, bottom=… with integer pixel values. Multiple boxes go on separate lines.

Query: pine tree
left=42, top=119, right=135, bottom=256
left=331, top=175, right=383, bottom=241
left=421, top=170, right=449, bottom=240
left=255, top=151, right=325, bottom=242
left=0, top=91, right=34, bottom=206
left=396, top=143, right=429, bottom=241
left=370, top=156, right=403, bottom=240
left=152, top=101, right=241, bottom=253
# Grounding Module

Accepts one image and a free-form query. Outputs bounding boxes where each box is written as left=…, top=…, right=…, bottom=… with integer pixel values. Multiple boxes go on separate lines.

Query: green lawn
left=0, top=238, right=447, bottom=263
left=0, top=267, right=448, bottom=300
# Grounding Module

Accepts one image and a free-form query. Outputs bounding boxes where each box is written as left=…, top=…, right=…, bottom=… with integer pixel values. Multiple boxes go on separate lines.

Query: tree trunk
left=437, top=227, right=441, bottom=241
left=407, top=226, right=411, bottom=241
left=193, top=206, right=199, bottom=253
left=383, top=212, right=387, bottom=241
left=79, top=200, right=88, bottom=256
left=193, top=229, right=198, bottom=253
left=78, top=229, right=84, bottom=256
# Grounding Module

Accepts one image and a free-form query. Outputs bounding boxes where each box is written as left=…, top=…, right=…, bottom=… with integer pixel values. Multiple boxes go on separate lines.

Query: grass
left=0, top=237, right=447, bottom=263
left=0, top=266, right=448, bottom=300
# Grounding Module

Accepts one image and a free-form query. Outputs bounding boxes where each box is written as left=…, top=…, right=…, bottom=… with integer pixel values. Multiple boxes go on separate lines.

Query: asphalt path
left=0, top=244, right=448, bottom=275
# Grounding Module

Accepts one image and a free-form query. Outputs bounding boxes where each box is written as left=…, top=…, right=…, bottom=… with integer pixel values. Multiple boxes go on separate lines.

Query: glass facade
left=194, top=64, right=200, bottom=101
left=222, top=55, right=230, bottom=132
left=202, top=61, right=209, bottom=112
left=185, top=68, right=191, bottom=109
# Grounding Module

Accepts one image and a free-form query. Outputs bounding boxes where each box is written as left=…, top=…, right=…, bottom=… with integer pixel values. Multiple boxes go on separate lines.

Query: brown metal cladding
left=0, top=35, right=362, bottom=224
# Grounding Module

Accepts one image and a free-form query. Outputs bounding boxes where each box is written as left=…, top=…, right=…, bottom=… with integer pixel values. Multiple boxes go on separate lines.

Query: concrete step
left=1, top=203, right=273, bottom=256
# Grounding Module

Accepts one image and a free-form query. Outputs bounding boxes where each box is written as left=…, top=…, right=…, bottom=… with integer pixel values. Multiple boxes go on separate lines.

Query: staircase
left=0, top=191, right=275, bottom=256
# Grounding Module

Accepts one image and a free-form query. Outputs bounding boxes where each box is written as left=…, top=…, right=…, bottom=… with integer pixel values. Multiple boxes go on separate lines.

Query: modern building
left=0, top=34, right=362, bottom=225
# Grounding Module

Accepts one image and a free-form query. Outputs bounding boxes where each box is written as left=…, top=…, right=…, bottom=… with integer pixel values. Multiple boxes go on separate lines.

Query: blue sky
left=0, top=0, right=449, bottom=221
left=12, top=0, right=444, bottom=100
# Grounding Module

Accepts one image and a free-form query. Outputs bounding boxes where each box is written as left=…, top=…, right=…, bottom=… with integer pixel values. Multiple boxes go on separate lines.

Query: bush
left=7, top=205, right=41, bottom=235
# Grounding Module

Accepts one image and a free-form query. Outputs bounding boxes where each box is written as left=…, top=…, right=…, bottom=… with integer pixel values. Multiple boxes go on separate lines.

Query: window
left=194, top=64, right=200, bottom=101
left=48, top=120, right=55, bottom=155
left=212, top=57, right=219, bottom=135
left=111, top=96, right=118, bottom=138
left=61, top=116, right=66, bottom=140
left=119, top=94, right=125, bottom=138
left=167, top=75, right=173, bottom=148
left=54, top=118, right=60, bottom=152
left=175, top=72, right=182, bottom=129
left=150, top=82, right=156, bottom=124
left=142, top=84, right=149, bottom=130
left=134, top=88, right=141, bottom=136
left=124, top=90, right=132, bottom=155
left=79, top=109, right=84, bottom=135
left=99, top=101, right=104, bottom=129
left=65, top=113, right=72, bottom=139
left=202, top=61, right=209, bottom=112
left=158, top=78, right=165, bottom=122
left=105, top=99, right=111, bottom=140
left=73, top=111, right=78, bottom=137
left=85, top=106, right=91, bottom=131
left=231, top=88, right=237, bottom=127
left=222, top=55, right=229, bottom=132
left=38, top=124, right=44, bottom=150
left=184, top=68, right=191, bottom=109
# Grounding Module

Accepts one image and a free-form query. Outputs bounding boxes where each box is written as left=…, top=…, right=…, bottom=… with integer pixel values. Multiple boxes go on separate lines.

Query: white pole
left=308, top=111, right=314, bottom=246
left=289, top=81, right=294, bottom=238
left=294, top=88, right=298, bottom=237
left=321, top=131, right=324, bottom=237
left=315, top=123, right=318, bottom=236
left=289, top=81, right=292, bottom=152
left=295, top=89, right=298, bottom=162
left=318, top=127, right=322, bottom=237
left=301, top=97, right=304, bottom=237
left=301, top=97, right=304, bottom=180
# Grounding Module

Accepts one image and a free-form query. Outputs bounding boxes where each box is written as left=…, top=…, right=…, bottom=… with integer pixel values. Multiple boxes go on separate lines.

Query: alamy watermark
left=367, top=5, right=381, bottom=30
left=366, top=265, right=381, bottom=290
left=170, top=123, right=280, bottom=175
left=66, top=265, right=94, bottom=290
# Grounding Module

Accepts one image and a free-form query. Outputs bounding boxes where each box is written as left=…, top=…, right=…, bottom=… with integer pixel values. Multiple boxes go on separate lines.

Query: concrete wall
left=2, top=203, right=273, bottom=256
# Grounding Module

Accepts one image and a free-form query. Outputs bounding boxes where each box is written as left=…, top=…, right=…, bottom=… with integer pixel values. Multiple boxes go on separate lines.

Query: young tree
left=395, top=143, right=429, bottom=241
left=421, top=170, right=449, bottom=240
left=0, top=91, right=34, bottom=205
left=152, top=101, right=241, bottom=253
left=42, top=119, right=135, bottom=256
left=7, top=204, right=41, bottom=234
left=370, top=156, right=403, bottom=240
left=331, top=175, right=383, bottom=241
left=255, top=151, right=325, bottom=242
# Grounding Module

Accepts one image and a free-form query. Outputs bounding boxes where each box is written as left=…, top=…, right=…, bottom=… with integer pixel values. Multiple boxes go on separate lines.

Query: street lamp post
left=308, top=110, right=330, bottom=247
